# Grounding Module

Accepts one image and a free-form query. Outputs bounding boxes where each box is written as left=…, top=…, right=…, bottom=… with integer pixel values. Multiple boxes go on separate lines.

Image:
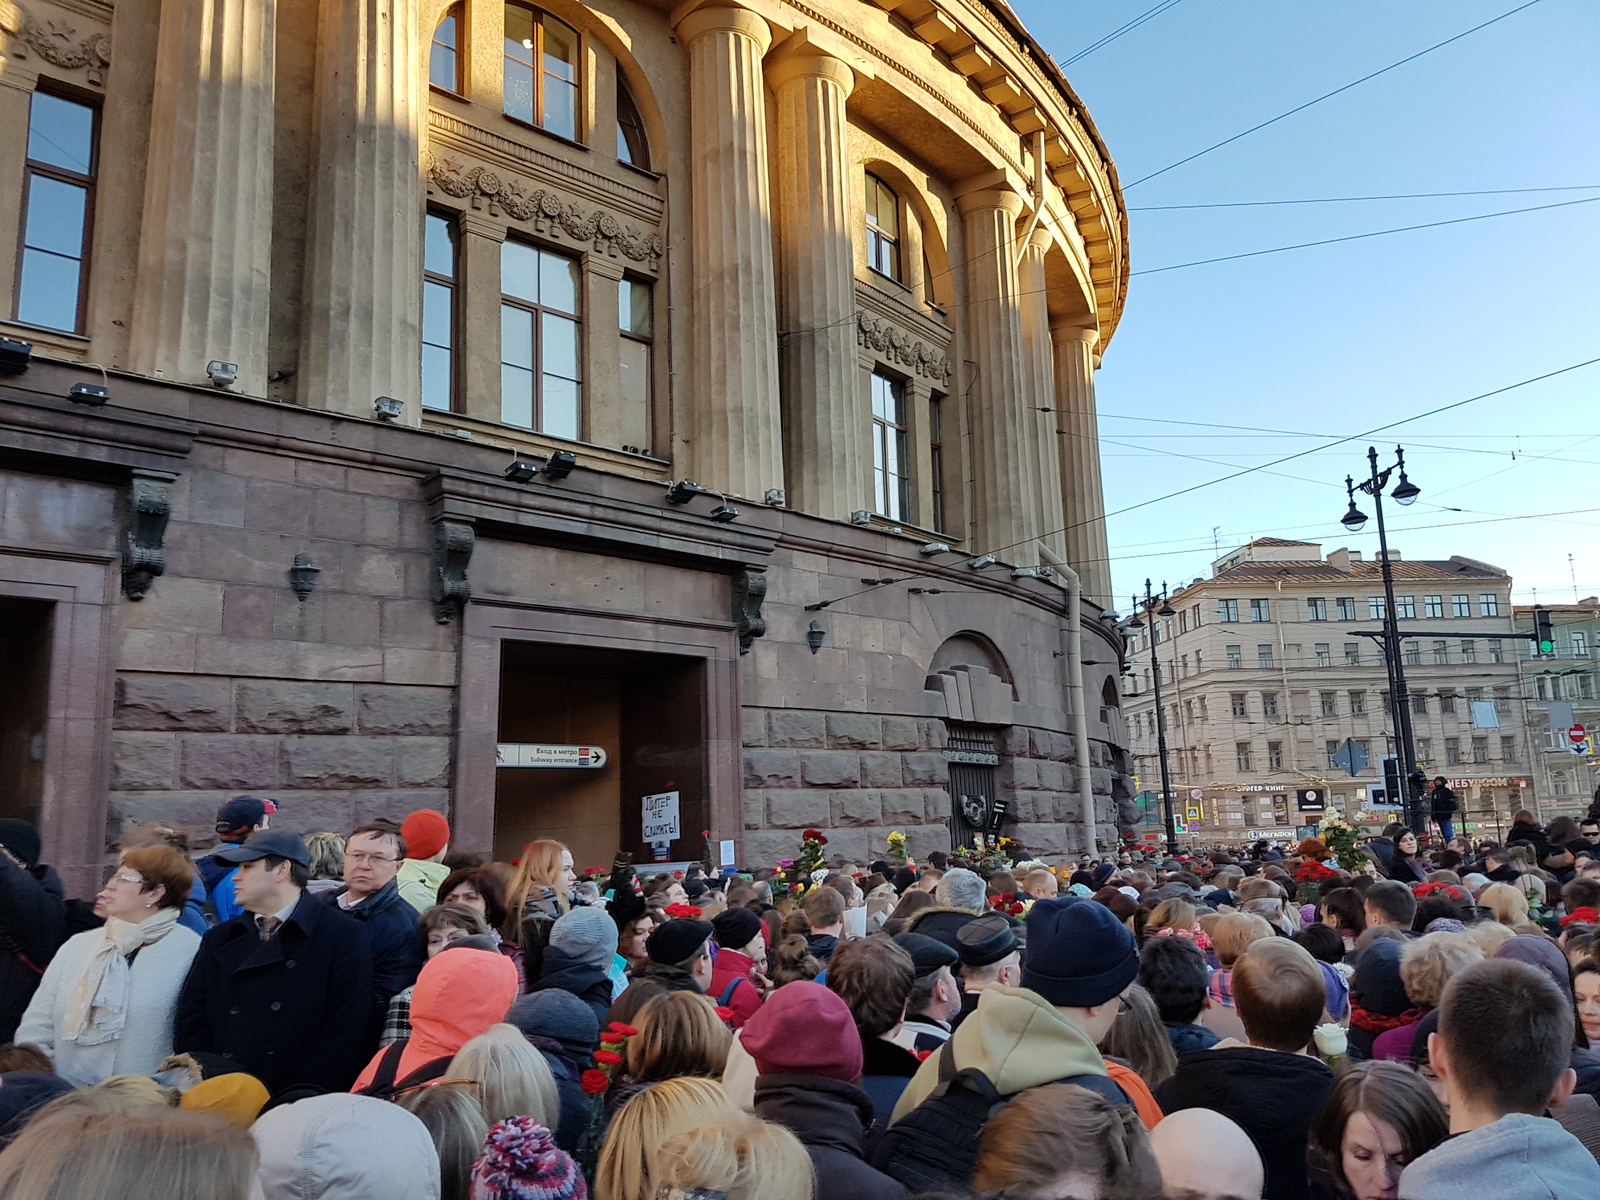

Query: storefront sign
left=642, top=790, right=681, bottom=842
left=496, top=743, right=608, bottom=769
left=1445, top=777, right=1531, bottom=790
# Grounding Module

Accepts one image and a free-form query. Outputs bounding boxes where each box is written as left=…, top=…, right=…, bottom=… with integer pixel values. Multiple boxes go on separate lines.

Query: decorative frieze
left=426, top=152, right=662, bottom=271
left=855, top=311, right=953, bottom=386
left=10, top=10, right=111, bottom=83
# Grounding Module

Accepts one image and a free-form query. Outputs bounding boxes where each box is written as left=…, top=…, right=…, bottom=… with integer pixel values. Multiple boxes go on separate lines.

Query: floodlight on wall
left=206, top=360, right=238, bottom=388
left=542, top=451, right=577, bottom=480
left=69, top=382, right=108, bottom=405
left=849, top=511, right=875, bottom=526
left=503, top=459, right=541, bottom=483
left=665, top=481, right=704, bottom=504
left=966, top=554, right=997, bottom=570
left=919, top=542, right=953, bottom=556
left=708, top=504, right=740, bottom=523
left=0, top=337, right=33, bottom=376
left=373, top=395, right=404, bottom=420
left=806, top=620, right=827, bottom=654
left=288, top=553, right=321, bottom=601
left=764, top=489, right=787, bottom=507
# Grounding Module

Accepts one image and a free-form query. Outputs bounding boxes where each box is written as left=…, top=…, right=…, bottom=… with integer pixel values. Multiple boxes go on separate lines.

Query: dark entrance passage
left=0, top=598, right=53, bottom=827
left=496, top=642, right=707, bottom=872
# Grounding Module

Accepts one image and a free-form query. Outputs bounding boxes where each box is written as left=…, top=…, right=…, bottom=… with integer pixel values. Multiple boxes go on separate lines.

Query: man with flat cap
left=953, top=911, right=1022, bottom=1028
left=889, top=931, right=962, bottom=1053
left=175, top=829, right=373, bottom=1097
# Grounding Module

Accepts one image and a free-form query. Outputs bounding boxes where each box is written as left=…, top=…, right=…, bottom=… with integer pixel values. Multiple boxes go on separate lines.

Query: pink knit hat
left=470, top=1117, right=585, bottom=1200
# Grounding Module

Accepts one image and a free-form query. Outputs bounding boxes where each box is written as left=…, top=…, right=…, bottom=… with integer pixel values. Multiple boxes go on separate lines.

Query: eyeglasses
left=107, top=872, right=146, bottom=886
left=1117, top=996, right=1133, bottom=1015
left=346, top=852, right=399, bottom=866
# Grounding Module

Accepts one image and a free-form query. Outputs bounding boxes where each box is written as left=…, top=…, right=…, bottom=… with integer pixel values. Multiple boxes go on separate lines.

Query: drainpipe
left=1015, top=130, right=1048, bottom=268
left=1040, top=543, right=1096, bottom=856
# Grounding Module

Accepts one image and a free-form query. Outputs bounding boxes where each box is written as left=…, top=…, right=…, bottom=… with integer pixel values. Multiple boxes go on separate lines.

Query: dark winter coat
left=859, top=1031, right=922, bottom=1129
left=626, top=961, right=702, bottom=993
left=1164, top=1021, right=1219, bottom=1054
left=754, top=1074, right=910, bottom=1200
left=529, top=945, right=614, bottom=1028
left=1156, top=1046, right=1336, bottom=1200
left=523, top=1033, right=591, bottom=1153
left=1507, top=820, right=1550, bottom=863
left=175, top=890, right=374, bottom=1096
left=1429, top=785, right=1459, bottom=819
left=322, top=878, right=424, bottom=1027
left=804, top=932, right=840, bottom=963
left=0, top=858, right=64, bottom=1043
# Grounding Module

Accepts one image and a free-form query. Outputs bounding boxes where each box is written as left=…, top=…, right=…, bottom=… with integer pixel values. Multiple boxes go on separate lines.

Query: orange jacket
left=352, top=948, right=518, bottom=1090
left=1105, top=1060, right=1164, bottom=1129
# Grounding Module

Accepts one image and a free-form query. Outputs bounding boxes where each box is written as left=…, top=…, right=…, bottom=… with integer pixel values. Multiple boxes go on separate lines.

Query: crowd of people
left=1, top=795, right=1599, bottom=1199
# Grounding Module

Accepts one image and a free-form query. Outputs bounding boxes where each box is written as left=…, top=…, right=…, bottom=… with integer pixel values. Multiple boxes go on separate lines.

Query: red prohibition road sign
left=1571, top=724, right=1589, bottom=744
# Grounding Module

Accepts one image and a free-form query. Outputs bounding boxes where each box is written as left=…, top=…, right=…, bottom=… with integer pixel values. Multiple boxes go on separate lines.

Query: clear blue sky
left=1012, top=0, right=1600, bottom=610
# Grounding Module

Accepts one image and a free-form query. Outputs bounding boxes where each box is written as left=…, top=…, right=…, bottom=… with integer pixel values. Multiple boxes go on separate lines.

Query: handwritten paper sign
left=641, top=791, right=681, bottom=842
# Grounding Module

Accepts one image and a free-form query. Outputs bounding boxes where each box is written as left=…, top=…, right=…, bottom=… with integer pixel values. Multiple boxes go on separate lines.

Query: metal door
left=945, top=723, right=999, bottom=848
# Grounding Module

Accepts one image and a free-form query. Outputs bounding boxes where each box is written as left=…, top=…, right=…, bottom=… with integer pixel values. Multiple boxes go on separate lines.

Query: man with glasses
left=323, top=820, right=425, bottom=1049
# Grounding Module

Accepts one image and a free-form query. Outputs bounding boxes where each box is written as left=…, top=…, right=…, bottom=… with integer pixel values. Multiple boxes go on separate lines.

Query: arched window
left=616, top=78, right=649, bottom=169
left=865, top=173, right=900, bottom=281
left=504, top=4, right=579, bottom=140
left=430, top=6, right=462, bottom=93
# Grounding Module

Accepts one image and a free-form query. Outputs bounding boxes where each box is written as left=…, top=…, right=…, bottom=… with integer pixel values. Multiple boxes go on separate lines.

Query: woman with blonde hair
left=655, top=1114, right=813, bottom=1200
left=595, top=1077, right=741, bottom=1200
left=393, top=1083, right=488, bottom=1200
left=16, top=846, right=200, bottom=1086
left=1479, top=880, right=1531, bottom=928
left=502, top=840, right=588, bottom=975
left=626, top=990, right=732, bottom=1084
left=443, top=1022, right=559, bottom=1130
left=0, top=1096, right=256, bottom=1200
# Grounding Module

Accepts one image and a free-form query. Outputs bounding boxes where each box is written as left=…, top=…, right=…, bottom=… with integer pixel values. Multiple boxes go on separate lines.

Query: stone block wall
left=109, top=673, right=454, bottom=843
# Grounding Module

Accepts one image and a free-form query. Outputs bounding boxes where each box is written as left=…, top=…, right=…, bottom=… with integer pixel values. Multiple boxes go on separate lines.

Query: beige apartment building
left=1123, top=539, right=1529, bottom=844
left=0, top=0, right=1133, bottom=892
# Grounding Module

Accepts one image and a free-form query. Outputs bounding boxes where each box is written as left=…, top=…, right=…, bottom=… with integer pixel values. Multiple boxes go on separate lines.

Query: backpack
left=869, top=1040, right=1130, bottom=1192
left=353, top=1040, right=454, bottom=1101
left=717, top=976, right=744, bottom=1008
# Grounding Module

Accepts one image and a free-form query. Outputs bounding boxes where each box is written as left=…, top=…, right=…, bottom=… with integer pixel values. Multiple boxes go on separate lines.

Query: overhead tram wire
left=1122, top=0, right=1548, bottom=190
left=1060, top=0, right=1189, bottom=67
left=1130, top=184, right=1600, bottom=211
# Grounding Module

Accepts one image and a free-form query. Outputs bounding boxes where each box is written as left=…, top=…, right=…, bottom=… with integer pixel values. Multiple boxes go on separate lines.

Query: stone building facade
left=0, top=0, right=1130, bottom=894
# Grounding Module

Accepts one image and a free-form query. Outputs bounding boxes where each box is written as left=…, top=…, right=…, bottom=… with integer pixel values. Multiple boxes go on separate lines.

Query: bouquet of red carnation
left=578, top=1020, right=638, bottom=1175
left=1413, top=882, right=1465, bottom=903
left=664, top=902, right=703, bottom=919
left=1295, top=861, right=1340, bottom=884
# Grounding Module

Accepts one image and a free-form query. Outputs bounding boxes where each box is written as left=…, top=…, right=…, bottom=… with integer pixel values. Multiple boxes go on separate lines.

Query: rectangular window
left=1416, top=738, right=1431, bottom=763
left=1488, top=639, right=1503, bottom=663
left=1432, top=640, right=1448, bottom=664
left=1471, top=736, right=1488, bottom=764
left=1536, top=675, right=1549, bottom=700
left=1191, top=604, right=1202, bottom=629
left=1226, top=645, right=1242, bottom=669
left=1580, top=675, right=1594, bottom=699
left=1250, top=599, right=1270, bottom=622
left=1423, top=595, right=1443, bottom=619
left=1368, top=597, right=1387, bottom=620
left=1230, top=693, right=1247, bottom=717
left=928, top=394, right=946, bottom=532
left=422, top=213, right=456, bottom=411
left=1218, top=599, right=1238, bottom=623
left=1446, top=738, right=1461, bottom=765
left=1403, top=641, right=1420, bottom=666
left=619, top=277, right=652, bottom=433
left=1555, top=773, right=1571, bottom=796
left=1396, top=596, right=1416, bottom=619
left=1262, top=692, right=1278, bottom=717
left=1268, top=742, right=1283, bottom=771
left=1320, top=692, right=1336, bottom=717
left=1314, top=643, right=1331, bottom=667
left=431, top=6, right=462, bottom=92
left=870, top=372, right=909, bottom=521
left=1326, top=740, right=1341, bottom=768
left=1236, top=742, right=1253, bottom=772
left=1460, top=640, right=1476, bottom=663
left=1452, top=594, right=1470, bottom=617
left=500, top=240, right=582, bottom=437
left=504, top=6, right=579, bottom=139
left=1412, top=694, right=1427, bottom=715
left=1494, top=686, right=1510, bottom=714
left=1307, top=597, right=1327, bottom=621
left=1465, top=687, right=1483, bottom=705
left=1178, top=610, right=1188, bottom=634
left=1344, top=643, right=1360, bottom=665
left=1478, top=594, right=1500, bottom=617
left=1257, top=644, right=1274, bottom=668
left=865, top=174, right=900, bottom=281
left=1440, top=692, right=1456, bottom=714
left=1336, top=597, right=1356, bottom=621
left=1500, top=736, right=1516, bottom=763
left=15, top=90, right=97, bottom=333
left=1575, top=632, right=1590, bottom=658
left=1382, top=691, right=1392, bottom=714
left=1349, top=690, right=1365, bottom=716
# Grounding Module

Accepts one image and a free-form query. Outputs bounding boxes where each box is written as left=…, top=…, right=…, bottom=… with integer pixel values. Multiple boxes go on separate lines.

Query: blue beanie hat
left=1020, top=896, right=1138, bottom=1008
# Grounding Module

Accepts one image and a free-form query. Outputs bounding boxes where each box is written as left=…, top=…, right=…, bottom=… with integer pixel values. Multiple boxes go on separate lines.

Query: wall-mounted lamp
left=708, top=504, right=740, bottom=523
left=206, top=360, right=238, bottom=388
left=666, top=480, right=704, bottom=505
left=504, top=460, right=541, bottom=483
left=919, top=542, right=953, bottom=556
left=805, top=620, right=827, bottom=654
left=0, top=337, right=32, bottom=375
left=764, top=489, right=787, bottom=507
left=850, top=510, right=873, bottom=526
left=288, top=553, right=320, bottom=601
left=373, top=395, right=404, bottom=420
left=542, top=451, right=577, bottom=480
left=967, top=554, right=997, bottom=570
left=69, top=382, right=108, bottom=405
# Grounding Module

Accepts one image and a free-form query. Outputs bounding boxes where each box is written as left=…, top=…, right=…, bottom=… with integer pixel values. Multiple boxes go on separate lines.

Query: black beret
left=647, top=917, right=714, bottom=965
left=956, top=912, right=1022, bottom=967
left=893, top=931, right=959, bottom=978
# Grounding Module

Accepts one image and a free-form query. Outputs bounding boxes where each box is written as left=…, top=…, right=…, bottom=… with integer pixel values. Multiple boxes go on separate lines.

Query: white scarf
left=60, top=908, right=179, bottom=1076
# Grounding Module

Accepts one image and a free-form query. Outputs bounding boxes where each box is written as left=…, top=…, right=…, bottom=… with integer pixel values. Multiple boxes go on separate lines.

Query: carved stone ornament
left=430, top=518, right=475, bottom=624
left=11, top=10, right=112, bottom=84
left=425, top=152, right=663, bottom=271
left=856, top=312, right=954, bottom=386
left=121, top=471, right=176, bottom=600
left=731, top=568, right=768, bottom=654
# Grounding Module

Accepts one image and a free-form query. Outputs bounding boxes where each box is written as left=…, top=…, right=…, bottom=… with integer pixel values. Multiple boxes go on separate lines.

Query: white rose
left=1314, top=1023, right=1348, bottom=1057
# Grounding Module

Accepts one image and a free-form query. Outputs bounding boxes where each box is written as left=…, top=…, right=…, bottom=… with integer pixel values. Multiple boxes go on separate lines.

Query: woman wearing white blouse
left=16, top=844, right=201, bottom=1085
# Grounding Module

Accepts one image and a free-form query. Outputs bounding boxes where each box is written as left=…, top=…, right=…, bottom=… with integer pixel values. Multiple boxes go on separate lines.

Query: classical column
left=128, top=0, right=277, bottom=394
left=1019, top=226, right=1065, bottom=561
left=677, top=5, right=783, bottom=499
left=1053, top=323, right=1112, bottom=608
left=957, top=187, right=1041, bottom=563
left=770, top=45, right=864, bottom=519
left=299, top=0, right=423, bottom=424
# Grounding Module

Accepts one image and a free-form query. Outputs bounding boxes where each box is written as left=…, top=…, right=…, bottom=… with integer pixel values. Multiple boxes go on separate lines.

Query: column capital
left=955, top=186, right=1026, bottom=217
left=1051, top=322, right=1100, bottom=348
left=674, top=4, right=771, bottom=54
left=767, top=36, right=856, bottom=97
left=1024, top=224, right=1053, bottom=254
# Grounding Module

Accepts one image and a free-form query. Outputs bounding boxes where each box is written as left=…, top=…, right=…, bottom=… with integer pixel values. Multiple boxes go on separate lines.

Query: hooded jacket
left=254, top=1092, right=442, bottom=1200
left=706, top=945, right=763, bottom=1028
left=755, top=1074, right=910, bottom=1200
left=1156, top=1046, right=1335, bottom=1200
left=351, top=947, right=518, bottom=1090
left=890, top=984, right=1112, bottom=1123
left=528, top=943, right=615, bottom=1027
left=395, top=858, right=450, bottom=915
left=1398, top=1112, right=1600, bottom=1200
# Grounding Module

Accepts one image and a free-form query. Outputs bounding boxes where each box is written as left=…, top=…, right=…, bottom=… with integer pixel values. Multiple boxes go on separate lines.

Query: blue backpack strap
left=718, top=976, right=743, bottom=1008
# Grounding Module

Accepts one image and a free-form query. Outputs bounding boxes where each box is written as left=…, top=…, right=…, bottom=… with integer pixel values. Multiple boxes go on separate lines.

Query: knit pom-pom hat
left=470, top=1116, right=587, bottom=1200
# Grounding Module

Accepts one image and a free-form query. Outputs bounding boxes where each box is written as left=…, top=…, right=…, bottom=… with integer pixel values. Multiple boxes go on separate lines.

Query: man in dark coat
left=745, top=982, right=909, bottom=1200
left=1428, top=777, right=1459, bottom=844
left=0, top=820, right=64, bottom=1043
left=175, top=830, right=373, bottom=1096
left=323, top=821, right=424, bottom=1046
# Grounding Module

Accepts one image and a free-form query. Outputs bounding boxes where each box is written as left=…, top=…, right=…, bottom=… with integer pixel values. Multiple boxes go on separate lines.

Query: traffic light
left=1383, top=755, right=1403, bottom=807
left=1534, top=605, right=1555, bottom=656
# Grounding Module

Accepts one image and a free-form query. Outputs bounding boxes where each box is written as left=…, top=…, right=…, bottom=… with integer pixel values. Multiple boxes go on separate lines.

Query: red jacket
left=707, top=946, right=763, bottom=1029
